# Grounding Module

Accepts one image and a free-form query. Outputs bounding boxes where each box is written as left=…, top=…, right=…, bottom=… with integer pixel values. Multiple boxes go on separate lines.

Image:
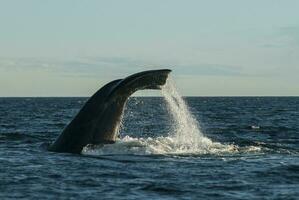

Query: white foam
left=82, top=135, right=239, bottom=155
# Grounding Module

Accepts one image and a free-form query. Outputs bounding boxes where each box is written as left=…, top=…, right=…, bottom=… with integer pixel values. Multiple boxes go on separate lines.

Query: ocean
left=0, top=94, right=298, bottom=199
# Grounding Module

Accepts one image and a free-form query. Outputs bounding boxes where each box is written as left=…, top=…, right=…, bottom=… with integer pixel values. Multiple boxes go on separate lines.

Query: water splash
left=82, top=77, right=259, bottom=156
left=161, top=78, right=214, bottom=152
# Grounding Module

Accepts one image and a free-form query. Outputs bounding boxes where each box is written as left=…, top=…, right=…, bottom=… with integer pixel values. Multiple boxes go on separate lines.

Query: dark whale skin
left=48, top=69, right=171, bottom=154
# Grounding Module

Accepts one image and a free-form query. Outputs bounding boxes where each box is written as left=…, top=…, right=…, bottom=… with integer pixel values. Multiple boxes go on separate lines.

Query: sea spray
left=161, top=78, right=214, bottom=152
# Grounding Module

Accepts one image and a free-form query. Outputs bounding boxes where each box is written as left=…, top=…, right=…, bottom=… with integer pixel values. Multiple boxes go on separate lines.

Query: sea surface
left=0, top=96, right=298, bottom=199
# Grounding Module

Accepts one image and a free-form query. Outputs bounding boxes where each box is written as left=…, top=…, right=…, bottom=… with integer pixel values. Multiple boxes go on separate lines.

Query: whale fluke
left=48, top=69, right=171, bottom=154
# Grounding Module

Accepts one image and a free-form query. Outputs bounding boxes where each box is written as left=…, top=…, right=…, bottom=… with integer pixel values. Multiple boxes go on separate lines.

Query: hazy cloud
left=261, top=25, right=299, bottom=48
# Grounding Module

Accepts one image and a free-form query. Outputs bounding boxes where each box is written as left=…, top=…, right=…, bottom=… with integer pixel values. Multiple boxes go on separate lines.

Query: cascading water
left=161, top=78, right=214, bottom=152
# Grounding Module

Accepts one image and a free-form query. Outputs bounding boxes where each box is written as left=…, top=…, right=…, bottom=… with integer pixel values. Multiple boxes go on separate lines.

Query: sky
left=0, top=0, right=298, bottom=96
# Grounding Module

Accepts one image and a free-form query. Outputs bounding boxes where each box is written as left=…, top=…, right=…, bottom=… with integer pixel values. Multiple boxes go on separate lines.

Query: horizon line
left=0, top=95, right=298, bottom=98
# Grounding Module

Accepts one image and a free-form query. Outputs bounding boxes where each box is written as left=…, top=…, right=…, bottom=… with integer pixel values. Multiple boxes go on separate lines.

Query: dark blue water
left=0, top=97, right=298, bottom=199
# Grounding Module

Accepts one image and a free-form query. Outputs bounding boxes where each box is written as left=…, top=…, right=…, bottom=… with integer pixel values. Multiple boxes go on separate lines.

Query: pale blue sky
left=0, top=0, right=298, bottom=96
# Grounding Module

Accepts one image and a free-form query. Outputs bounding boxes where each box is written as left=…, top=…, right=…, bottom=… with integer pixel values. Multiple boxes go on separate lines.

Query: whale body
left=48, top=69, right=171, bottom=154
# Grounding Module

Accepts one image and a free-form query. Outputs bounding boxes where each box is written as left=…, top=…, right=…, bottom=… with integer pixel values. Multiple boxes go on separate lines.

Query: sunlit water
left=1, top=94, right=299, bottom=199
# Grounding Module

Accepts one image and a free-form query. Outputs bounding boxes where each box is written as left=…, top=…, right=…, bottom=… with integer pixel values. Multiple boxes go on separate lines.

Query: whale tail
left=49, top=69, right=171, bottom=154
